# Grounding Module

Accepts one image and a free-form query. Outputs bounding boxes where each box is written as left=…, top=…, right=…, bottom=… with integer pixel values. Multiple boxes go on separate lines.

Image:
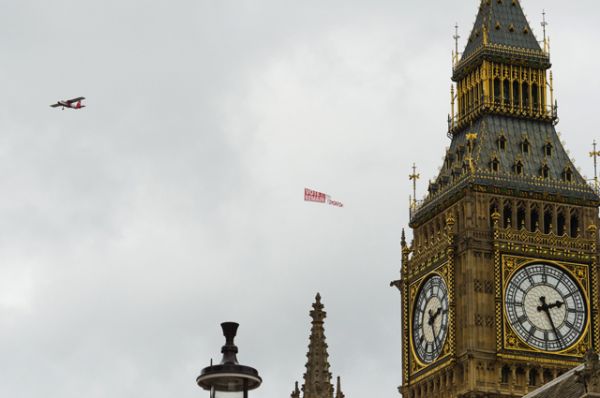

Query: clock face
left=412, top=275, right=449, bottom=364
left=505, top=263, right=587, bottom=352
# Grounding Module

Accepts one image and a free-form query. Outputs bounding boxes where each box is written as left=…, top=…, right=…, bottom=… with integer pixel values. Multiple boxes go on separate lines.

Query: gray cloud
left=0, top=0, right=598, bottom=397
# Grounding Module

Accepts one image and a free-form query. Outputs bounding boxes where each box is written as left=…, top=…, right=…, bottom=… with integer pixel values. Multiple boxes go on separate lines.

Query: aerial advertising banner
left=304, top=188, right=344, bottom=208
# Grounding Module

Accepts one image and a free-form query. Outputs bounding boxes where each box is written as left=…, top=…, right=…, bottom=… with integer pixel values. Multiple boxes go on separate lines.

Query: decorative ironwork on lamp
left=197, top=322, right=262, bottom=398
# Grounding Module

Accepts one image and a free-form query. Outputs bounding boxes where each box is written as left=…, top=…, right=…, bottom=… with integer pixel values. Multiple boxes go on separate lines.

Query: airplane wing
left=50, top=103, right=61, bottom=108
left=66, top=97, right=85, bottom=104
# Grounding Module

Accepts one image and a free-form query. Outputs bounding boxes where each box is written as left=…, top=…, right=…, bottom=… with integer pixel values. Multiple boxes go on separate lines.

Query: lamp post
left=197, top=322, right=262, bottom=398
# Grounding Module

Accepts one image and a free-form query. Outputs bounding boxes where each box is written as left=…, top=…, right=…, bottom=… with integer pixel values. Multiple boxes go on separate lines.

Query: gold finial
left=590, top=140, right=600, bottom=194
left=409, top=164, right=420, bottom=210
left=541, top=10, right=549, bottom=53
left=453, top=23, right=460, bottom=66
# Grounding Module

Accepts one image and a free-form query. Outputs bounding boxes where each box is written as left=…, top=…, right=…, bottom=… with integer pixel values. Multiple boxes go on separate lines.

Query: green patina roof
left=461, top=0, right=542, bottom=60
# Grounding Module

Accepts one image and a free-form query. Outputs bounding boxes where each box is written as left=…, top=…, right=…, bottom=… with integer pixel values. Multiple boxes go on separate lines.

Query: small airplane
left=50, top=97, right=86, bottom=110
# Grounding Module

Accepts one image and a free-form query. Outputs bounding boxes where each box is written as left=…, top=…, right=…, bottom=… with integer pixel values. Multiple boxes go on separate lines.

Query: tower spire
left=541, top=9, right=549, bottom=53
left=335, top=376, right=345, bottom=398
left=302, top=293, right=334, bottom=398
left=452, top=23, right=460, bottom=66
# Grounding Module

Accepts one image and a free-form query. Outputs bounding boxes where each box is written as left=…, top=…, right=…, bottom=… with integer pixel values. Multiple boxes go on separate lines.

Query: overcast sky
left=0, top=0, right=599, bottom=397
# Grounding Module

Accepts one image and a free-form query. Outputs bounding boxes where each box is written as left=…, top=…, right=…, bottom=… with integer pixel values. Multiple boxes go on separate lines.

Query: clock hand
left=428, top=307, right=443, bottom=326
left=537, top=296, right=565, bottom=347
left=547, top=300, right=564, bottom=310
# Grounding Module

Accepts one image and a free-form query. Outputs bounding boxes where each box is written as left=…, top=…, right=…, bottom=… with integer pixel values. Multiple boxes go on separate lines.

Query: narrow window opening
left=532, top=83, right=539, bottom=109
left=503, top=79, right=510, bottom=105
left=513, top=80, right=520, bottom=107
left=541, top=164, right=549, bottom=179
left=544, top=143, right=553, bottom=157
left=564, top=167, right=573, bottom=182
left=491, top=157, right=500, bottom=172
left=521, top=139, right=530, bottom=154
left=530, top=207, right=540, bottom=231
left=544, top=209, right=552, bottom=234
left=515, top=161, right=524, bottom=175
left=517, top=205, right=526, bottom=229
left=570, top=213, right=579, bottom=237
left=501, top=366, right=511, bottom=384
left=498, top=135, right=507, bottom=150
left=522, top=82, right=530, bottom=107
left=529, top=369, right=539, bottom=387
left=494, top=78, right=501, bottom=103
left=557, top=212, right=566, bottom=236
left=503, top=202, right=512, bottom=228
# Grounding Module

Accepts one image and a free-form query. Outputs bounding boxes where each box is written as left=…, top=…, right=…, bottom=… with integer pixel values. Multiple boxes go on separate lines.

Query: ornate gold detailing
left=498, top=255, right=593, bottom=358
left=454, top=42, right=549, bottom=78
left=408, top=262, right=455, bottom=376
left=412, top=171, right=596, bottom=223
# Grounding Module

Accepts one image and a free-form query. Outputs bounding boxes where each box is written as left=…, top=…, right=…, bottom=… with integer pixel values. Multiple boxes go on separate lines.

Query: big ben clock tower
left=395, top=1, right=600, bottom=397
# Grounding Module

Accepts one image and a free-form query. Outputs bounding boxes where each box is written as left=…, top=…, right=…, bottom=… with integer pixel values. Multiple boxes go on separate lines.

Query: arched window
left=522, top=82, right=530, bottom=108
left=497, top=135, right=507, bottom=150
left=521, top=139, right=530, bottom=154
left=531, top=206, right=540, bottom=231
left=516, top=367, right=526, bottom=385
left=540, top=164, right=550, bottom=179
left=503, top=201, right=512, bottom=228
left=501, top=366, right=511, bottom=384
left=571, top=212, right=580, bottom=237
left=564, top=167, right=573, bottom=182
left=532, top=83, right=539, bottom=109
left=544, top=142, right=553, bottom=157
left=494, top=78, right=501, bottom=103
left=543, top=369, right=553, bottom=384
left=557, top=211, right=566, bottom=236
left=513, top=80, right=520, bottom=107
left=517, top=202, right=526, bottom=229
left=503, top=79, right=510, bottom=105
left=544, top=207, right=552, bottom=234
left=514, top=160, right=524, bottom=175
left=529, top=368, right=539, bottom=386
left=491, top=157, right=500, bottom=172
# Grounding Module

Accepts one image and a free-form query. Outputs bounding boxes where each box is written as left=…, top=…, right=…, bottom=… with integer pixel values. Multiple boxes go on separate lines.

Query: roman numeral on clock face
left=412, top=275, right=449, bottom=364
left=504, top=262, right=587, bottom=352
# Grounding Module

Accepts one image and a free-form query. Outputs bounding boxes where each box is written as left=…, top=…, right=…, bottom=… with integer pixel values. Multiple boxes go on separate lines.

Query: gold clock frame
left=498, top=255, right=593, bottom=358
left=408, top=261, right=455, bottom=376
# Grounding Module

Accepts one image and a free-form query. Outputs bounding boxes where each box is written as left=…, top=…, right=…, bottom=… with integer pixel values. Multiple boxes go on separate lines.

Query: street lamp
left=197, top=322, right=262, bottom=398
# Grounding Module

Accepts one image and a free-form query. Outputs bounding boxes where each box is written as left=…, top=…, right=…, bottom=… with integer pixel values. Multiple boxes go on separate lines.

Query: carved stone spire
left=335, top=376, right=345, bottom=398
left=301, top=293, right=334, bottom=398
left=290, top=381, right=301, bottom=398
left=291, top=294, right=347, bottom=398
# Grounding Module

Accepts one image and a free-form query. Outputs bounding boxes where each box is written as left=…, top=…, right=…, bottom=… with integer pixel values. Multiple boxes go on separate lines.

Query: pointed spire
left=460, top=0, right=543, bottom=62
left=335, top=376, right=345, bottom=398
left=302, top=293, right=334, bottom=398
left=291, top=381, right=301, bottom=398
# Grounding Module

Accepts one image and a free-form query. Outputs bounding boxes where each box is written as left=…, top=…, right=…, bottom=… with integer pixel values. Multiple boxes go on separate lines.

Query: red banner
left=304, top=188, right=327, bottom=203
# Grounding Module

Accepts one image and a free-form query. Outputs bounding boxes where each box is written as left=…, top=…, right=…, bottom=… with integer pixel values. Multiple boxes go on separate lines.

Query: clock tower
left=395, top=1, right=600, bottom=397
